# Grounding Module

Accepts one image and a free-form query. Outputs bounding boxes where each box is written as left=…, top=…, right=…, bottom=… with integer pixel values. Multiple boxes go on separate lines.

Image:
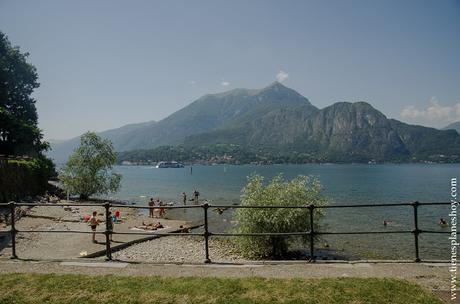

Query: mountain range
left=443, top=121, right=460, bottom=134
left=49, top=82, right=460, bottom=163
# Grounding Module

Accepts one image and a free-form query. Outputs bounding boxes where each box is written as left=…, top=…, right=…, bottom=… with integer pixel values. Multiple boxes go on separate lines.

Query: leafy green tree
left=0, top=32, right=55, bottom=202
left=0, top=31, right=48, bottom=156
left=59, top=132, right=122, bottom=200
left=232, top=174, right=327, bottom=258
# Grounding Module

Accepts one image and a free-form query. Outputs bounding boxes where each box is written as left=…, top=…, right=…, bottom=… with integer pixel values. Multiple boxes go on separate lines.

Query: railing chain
left=0, top=201, right=451, bottom=263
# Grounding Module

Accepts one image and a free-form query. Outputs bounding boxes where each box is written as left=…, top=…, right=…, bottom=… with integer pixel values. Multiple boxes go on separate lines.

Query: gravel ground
left=112, top=236, right=247, bottom=263
left=0, top=201, right=140, bottom=260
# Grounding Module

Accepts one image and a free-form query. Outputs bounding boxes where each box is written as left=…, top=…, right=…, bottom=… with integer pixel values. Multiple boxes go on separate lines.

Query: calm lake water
left=107, top=164, right=458, bottom=260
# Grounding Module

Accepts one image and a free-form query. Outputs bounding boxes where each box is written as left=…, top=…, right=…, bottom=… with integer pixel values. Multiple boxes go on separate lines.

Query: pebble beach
left=0, top=199, right=246, bottom=263
left=112, top=236, right=246, bottom=263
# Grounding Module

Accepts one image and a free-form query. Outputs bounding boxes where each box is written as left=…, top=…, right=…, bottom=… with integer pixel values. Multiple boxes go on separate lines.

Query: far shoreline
left=114, top=161, right=460, bottom=167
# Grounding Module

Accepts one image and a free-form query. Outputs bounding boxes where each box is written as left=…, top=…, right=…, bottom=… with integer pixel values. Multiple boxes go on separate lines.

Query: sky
left=1, top=0, right=459, bottom=140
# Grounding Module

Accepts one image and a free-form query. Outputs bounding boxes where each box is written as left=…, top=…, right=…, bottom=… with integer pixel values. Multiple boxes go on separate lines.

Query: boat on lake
left=155, top=161, right=184, bottom=168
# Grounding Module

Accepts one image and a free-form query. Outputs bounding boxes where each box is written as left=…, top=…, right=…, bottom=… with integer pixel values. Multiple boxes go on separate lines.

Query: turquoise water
left=107, top=164, right=458, bottom=260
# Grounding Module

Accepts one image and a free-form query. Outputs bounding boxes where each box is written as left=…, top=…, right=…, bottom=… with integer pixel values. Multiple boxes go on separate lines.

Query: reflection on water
left=104, top=163, right=457, bottom=260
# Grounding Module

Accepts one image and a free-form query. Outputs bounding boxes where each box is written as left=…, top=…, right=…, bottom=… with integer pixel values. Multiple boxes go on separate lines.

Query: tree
left=0, top=32, right=55, bottom=202
left=0, top=31, right=47, bottom=156
left=232, top=174, right=328, bottom=259
left=59, top=132, right=122, bottom=200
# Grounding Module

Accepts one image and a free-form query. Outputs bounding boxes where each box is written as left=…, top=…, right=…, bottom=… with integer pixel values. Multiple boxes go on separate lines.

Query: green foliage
left=117, top=144, right=335, bottom=165
left=117, top=144, right=260, bottom=164
left=0, top=31, right=48, bottom=156
left=0, top=156, right=55, bottom=203
left=390, top=119, right=460, bottom=162
left=0, top=32, right=55, bottom=201
left=59, top=132, right=121, bottom=199
left=117, top=138, right=460, bottom=164
left=233, top=174, right=328, bottom=258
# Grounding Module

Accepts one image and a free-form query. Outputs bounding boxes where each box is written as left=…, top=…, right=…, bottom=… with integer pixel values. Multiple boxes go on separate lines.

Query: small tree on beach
left=59, top=132, right=121, bottom=200
left=232, top=174, right=327, bottom=259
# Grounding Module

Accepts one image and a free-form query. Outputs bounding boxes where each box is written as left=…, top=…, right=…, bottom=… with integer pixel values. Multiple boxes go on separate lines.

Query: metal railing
left=0, top=201, right=451, bottom=263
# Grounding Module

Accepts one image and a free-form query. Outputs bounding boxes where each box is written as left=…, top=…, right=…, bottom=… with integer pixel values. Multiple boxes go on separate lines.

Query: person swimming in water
left=438, top=218, right=448, bottom=227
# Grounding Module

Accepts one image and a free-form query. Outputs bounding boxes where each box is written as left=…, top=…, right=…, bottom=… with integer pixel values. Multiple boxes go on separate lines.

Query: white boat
left=155, top=161, right=184, bottom=168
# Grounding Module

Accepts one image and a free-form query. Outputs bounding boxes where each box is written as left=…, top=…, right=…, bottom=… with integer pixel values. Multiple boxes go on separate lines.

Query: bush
left=0, top=157, right=55, bottom=203
left=232, top=174, right=327, bottom=259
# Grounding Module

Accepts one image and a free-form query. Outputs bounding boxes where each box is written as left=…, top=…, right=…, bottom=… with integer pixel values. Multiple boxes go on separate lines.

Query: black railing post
left=9, top=202, right=17, bottom=259
left=412, top=201, right=421, bottom=262
left=104, top=202, right=112, bottom=261
left=203, top=203, right=211, bottom=263
left=308, top=204, right=315, bottom=262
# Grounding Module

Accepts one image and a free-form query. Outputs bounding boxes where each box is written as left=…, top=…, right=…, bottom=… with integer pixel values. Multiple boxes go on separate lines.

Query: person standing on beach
left=89, top=211, right=100, bottom=243
left=182, top=192, right=187, bottom=205
left=148, top=198, right=155, bottom=218
left=193, top=189, right=199, bottom=204
left=159, top=200, right=166, bottom=218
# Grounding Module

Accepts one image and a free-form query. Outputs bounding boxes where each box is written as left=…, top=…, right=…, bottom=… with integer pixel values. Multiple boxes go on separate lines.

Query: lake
left=106, top=163, right=458, bottom=260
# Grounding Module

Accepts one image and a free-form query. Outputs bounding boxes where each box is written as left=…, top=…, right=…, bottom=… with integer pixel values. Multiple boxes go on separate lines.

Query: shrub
left=232, top=174, right=327, bottom=259
left=0, top=157, right=55, bottom=203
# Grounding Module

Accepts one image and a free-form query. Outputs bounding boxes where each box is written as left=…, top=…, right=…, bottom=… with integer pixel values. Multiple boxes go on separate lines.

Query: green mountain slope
left=49, top=82, right=314, bottom=162
left=50, top=82, right=460, bottom=163
left=186, top=102, right=411, bottom=161
left=391, top=120, right=460, bottom=160
left=186, top=99, right=460, bottom=162
left=48, top=120, right=158, bottom=163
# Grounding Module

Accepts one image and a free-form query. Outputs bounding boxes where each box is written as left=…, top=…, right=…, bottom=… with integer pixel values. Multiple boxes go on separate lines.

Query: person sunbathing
left=136, top=224, right=157, bottom=231
left=179, top=225, right=190, bottom=233
left=140, top=221, right=164, bottom=230
left=152, top=222, right=163, bottom=229
left=213, top=207, right=228, bottom=215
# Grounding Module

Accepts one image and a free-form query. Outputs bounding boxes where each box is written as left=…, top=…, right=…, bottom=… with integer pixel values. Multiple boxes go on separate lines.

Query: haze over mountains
left=49, top=82, right=460, bottom=163
left=443, top=121, right=460, bottom=134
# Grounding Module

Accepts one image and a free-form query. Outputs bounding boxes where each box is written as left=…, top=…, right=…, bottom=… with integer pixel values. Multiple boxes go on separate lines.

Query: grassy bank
left=0, top=273, right=441, bottom=304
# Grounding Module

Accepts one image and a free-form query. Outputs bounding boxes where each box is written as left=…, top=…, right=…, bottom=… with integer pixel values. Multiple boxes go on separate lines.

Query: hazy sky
left=1, top=0, right=459, bottom=139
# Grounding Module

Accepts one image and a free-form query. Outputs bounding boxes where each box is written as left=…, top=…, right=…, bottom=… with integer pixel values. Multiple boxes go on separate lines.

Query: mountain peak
left=261, top=81, right=290, bottom=91
left=254, top=81, right=312, bottom=106
left=204, top=87, right=257, bottom=99
left=202, top=82, right=298, bottom=99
